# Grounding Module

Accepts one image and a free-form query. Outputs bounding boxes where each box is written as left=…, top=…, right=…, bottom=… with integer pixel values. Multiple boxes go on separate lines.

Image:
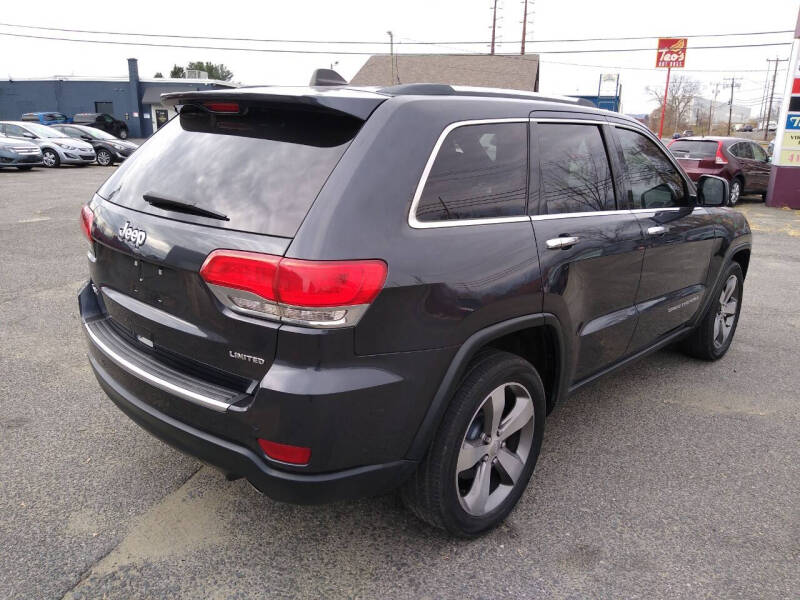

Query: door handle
left=647, top=226, right=667, bottom=236
left=546, top=236, right=579, bottom=249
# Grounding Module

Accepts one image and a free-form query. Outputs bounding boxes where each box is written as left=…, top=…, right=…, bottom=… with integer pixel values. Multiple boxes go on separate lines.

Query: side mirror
left=697, top=175, right=729, bottom=207
left=81, top=135, right=92, bottom=141
left=23, top=132, right=36, bottom=139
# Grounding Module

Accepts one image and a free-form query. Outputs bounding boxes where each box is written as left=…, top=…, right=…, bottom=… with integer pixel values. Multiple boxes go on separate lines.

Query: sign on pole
left=656, top=38, right=687, bottom=69
left=656, top=38, right=687, bottom=138
left=765, top=7, right=800, bottom=208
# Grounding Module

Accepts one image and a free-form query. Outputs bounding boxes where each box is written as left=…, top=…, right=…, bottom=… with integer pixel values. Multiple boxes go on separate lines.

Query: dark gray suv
left=79, top=84, right=751, bottom=536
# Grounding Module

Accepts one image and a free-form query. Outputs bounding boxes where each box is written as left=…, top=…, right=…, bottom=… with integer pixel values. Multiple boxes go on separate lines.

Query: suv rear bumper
left=89, top=352, right=415, bottom=503
left=79, top=281, right=424, bottom=503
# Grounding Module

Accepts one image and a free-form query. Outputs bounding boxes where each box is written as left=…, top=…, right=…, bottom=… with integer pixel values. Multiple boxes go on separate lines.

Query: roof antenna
left=309, top=68, right=347, bottom=86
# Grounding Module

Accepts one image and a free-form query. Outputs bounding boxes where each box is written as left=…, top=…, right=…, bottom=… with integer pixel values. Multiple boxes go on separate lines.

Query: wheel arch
left=405, top=313, right=568, bottom=461
left=730, top=247, right=751, bottom=279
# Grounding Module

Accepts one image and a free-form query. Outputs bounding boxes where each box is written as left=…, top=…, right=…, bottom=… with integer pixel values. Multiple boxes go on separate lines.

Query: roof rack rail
left=377, top=83, right=592, bottom=107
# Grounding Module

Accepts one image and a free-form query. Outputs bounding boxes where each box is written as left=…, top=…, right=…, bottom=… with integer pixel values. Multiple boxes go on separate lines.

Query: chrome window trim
left=407, top=116, right=698, bottom=229
left=84, top=321, right=233, bottom=413
left=530, top=209, right=631, bottom=221
left=408, top=118, right=530, bottom=229
left=531, top=117, right=609, bottom=126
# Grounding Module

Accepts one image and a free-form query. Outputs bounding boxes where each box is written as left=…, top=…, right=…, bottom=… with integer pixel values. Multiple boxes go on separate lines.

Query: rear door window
left=731, top=142, right=753, bottom=160
left=533, top=123, right=615, bottom=215
left=97, top=106, right=362, bottom=238
left=415, top=122, right=528, bottom=222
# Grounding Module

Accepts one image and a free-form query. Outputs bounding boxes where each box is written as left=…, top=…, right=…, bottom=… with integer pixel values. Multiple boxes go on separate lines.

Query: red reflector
left=204, top=102, right=239, bottom=113
left=80, top=204, right=94, bottom=242
left=258, top=439, right=311, bottom=465
left=199, top=250, right=387, bottom=308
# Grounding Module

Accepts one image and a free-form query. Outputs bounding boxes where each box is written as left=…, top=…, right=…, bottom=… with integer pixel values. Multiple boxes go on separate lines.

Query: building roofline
left=0, top=75, right=236, bottom=86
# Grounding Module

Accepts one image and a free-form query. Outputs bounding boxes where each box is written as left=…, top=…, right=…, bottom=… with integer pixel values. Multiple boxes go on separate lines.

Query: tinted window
left=731, top=142, right=753, bottom=159
left=4, top=124, right=27, bottom=137
left=668, top=140, right=718, bottom=158
left=751, top=143, right=767, bottom=162
left=97, top=106, right=361, bottom=238
left=535, top=123, right=614, bottom=215
left=416, top=122, right=528, bottom=222
left=616, top=128, right=686, bottom=209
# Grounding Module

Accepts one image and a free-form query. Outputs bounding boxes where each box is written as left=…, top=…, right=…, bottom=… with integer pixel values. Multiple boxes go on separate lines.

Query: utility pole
left=490, top=0, right=499, bottom=55
left=707, top=83, right=720, bottom=136
left=658, top=67, right=671, bottom=139
left=764, top=57, right=787, bottom=141
left=758, top=60, right=771, bottom=129
left=722, top=76, right=741, bottom=136
left=386, top=31, right=394, bottom=84
left=521, top=0, right=529, bottom=55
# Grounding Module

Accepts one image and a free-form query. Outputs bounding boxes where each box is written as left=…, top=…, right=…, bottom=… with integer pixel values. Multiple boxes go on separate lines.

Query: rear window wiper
left=143, top=193, right=229, bottom=221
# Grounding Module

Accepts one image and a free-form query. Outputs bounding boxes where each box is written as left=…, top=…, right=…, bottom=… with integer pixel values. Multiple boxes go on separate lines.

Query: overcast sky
left=1, top=0, right=798, bottom=115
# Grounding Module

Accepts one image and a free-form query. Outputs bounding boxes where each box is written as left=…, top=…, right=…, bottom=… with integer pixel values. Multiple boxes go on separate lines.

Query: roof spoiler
left=161, top=88, right=386, bottom=120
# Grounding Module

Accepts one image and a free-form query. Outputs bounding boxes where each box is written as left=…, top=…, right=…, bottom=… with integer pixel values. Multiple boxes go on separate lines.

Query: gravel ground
left=1, top=166, right=797, bottom=600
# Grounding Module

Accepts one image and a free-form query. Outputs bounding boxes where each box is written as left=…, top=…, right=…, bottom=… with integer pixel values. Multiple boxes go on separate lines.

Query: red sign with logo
left=656, top=38, right=687, bottom=68
left=793, top=78, right=800, bottom=95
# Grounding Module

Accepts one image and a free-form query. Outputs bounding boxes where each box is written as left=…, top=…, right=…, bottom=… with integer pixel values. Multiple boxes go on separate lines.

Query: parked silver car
left=0, top=133, right=43, bottom=169
left=0, top=121, right=95, bottom=167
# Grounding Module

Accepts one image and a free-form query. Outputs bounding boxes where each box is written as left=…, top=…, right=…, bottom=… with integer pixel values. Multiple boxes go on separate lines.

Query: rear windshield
left=97, top=105, right=361, bottom=238
left=669, top=140, right=718, bottom=158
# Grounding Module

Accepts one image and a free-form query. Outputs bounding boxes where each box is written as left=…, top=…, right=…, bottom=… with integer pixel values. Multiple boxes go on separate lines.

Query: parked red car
left=667, top=137, right=770, bottom=205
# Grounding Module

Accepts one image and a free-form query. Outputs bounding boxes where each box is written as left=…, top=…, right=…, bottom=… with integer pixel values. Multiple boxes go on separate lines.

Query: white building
left=688, top=97, right=751, bottom=126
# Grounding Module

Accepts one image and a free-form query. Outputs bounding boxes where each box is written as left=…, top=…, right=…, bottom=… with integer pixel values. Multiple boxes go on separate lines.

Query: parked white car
left=0, top=121, right=95, bottom=167
left=0, top=133, right=43, bottom=169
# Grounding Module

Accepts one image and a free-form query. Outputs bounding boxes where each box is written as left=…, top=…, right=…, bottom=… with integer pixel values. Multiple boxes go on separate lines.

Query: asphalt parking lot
left=1, top=165, right=798, bottom=599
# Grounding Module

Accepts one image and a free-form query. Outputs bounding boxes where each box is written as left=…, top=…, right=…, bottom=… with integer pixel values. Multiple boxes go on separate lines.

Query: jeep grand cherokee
left=79, top=84, right=751, bottom=537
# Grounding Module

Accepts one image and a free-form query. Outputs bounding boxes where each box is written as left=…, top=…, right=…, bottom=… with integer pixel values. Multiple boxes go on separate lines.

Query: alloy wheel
left=456, top=382, right=534, bottom=516
left=714, top=275, right=738, bottom=348
left=42, top=151, right=56, bottom=167
left=97, top=150, right=112, bottom=166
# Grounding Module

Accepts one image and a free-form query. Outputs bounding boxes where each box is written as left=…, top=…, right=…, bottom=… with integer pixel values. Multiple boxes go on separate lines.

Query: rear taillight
left=715, top=142, right=728, bottom=165
left=258, top=439, right=311, bottom=465
left=80, top=204, right=94, bottom=243
left=199, top=250, right=387, bottom=328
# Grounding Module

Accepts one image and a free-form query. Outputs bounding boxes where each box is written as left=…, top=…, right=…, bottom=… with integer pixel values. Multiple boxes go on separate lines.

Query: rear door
left=89, top=103, right=365, bottom=383
left=729, top=142, right=759, bottom=191
left=611, top=125, right=716, bottom=351
left=530, top=119, right=645, bottom=383
left=748, top=142, right=771, bottom=191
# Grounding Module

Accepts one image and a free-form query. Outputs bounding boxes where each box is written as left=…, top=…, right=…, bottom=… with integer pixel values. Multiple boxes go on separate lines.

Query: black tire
left=16, top=166, right=33, bottom=171
left=729, top=178, right=743, bottom=206
left=761, top=191, right=768, bottom=203
left=680, top=262, right=744, bottom=361
left=118, top=128, right=129, bottom=140
left=401, top=349, right=546, bottom=537
left=41, top=148, right=60, bottom=168
left=96, top=149, right=114, bottom=166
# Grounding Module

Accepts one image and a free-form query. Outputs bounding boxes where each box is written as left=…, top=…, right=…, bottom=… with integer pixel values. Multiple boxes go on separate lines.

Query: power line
left=0, top=30, right=791, bottom=55
left=540, top=59, right=789, bottom=74
left=0, top=21, right=792, bottom=45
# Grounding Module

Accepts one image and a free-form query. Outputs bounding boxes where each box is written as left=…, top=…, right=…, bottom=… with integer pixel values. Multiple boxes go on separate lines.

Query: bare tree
left=647, top=75, right=702, bottom=134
